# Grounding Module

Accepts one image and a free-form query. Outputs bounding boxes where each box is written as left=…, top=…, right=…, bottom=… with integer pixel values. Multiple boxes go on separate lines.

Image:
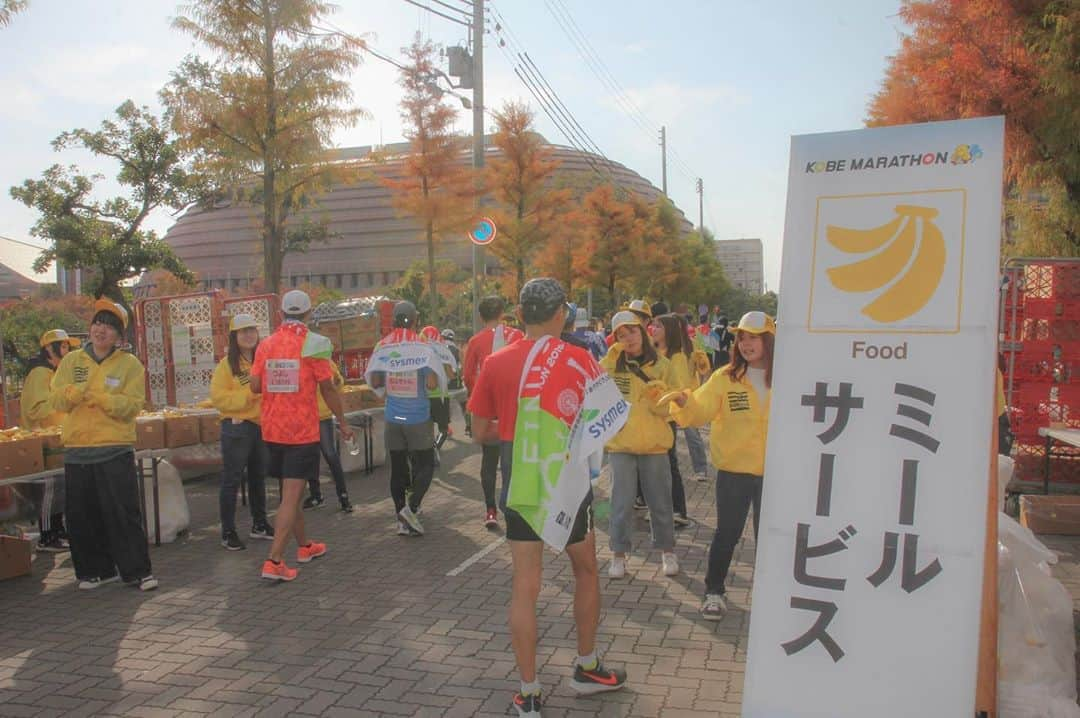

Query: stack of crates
left=1001, top=261, right=1080, bottom=487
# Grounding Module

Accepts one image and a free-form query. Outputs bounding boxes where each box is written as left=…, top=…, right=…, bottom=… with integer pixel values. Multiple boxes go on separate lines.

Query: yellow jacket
left=671, top=364, right=770, bottom=475
left=665, top=352, right=699, bottom=393
left=21, top=364, right=65, bottom=430
left=50, top=348, right=145, bottom=448
left=600, top=347, right=674, bottom=455
left=317, top=363, right=344, bottom=421
left=210, top=355, right=261, bottom=424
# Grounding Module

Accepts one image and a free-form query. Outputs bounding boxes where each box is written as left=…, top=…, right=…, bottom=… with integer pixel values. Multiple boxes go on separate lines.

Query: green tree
left=0, top=0, right=27, bottom=27
left=163, top=0, right=366, bottom=294
left=486, top=102, right=572, bottom=296
left=670, top=227, right=733, bottom=308
left=0, top=293, right=94, bottom=381
left=383, top=35, right=478, bottom=323
left=10, top=101, right=199, bottom=305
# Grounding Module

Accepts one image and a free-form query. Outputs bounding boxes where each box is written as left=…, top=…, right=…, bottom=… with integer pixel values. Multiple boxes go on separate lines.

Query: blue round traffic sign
left=469, top=217, right=497, bottom=245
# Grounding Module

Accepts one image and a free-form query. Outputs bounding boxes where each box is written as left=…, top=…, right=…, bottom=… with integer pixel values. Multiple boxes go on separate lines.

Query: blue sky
left=0, top=0, right=905, bottom=291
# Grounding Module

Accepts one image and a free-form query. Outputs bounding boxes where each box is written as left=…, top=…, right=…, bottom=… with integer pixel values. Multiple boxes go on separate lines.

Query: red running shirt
left=250, top=322, right=333, bottom=444
left=463, top=323, right=524, bottom=393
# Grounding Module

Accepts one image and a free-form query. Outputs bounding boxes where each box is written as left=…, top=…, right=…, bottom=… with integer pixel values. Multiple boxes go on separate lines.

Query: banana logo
left=825, top=205, right=946, bottom=323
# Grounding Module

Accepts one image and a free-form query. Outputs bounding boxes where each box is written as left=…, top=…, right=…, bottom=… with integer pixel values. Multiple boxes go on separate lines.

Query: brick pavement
left=0, top=418, right=756, bottom=717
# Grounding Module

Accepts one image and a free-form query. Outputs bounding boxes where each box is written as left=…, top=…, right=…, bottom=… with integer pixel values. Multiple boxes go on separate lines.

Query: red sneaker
left=261, top=559, right=297, bottom=581
left=297, top=541, right=327, bottom=563
left=484, top=508, right=498, bottom=529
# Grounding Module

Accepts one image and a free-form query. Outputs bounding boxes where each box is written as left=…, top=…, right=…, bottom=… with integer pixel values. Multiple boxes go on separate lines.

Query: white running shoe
left=607, top=556, right=626, bottom=579
left=662, top=552, right=680, bottom=577
left=702, top=593, right=727, bottom=621
left=398, top=506, right=425, bottom=535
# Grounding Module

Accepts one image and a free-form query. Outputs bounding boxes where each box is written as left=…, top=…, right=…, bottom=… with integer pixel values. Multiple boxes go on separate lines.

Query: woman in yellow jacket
left=306, top=361, right=352, bottom=512
left=670, top=310, right=774, bottom=620
left=21, top=329, right=80, bottom=553
left=601, top=311, right=679, bottom=580
left=50, top=298, right=156, bottom=591
left=210, top=314, right=273, bottom=551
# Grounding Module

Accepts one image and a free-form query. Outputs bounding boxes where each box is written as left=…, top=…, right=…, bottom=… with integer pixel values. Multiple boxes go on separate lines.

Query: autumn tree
left=0, top=0, right=27, bottom=27
left=163, top=0, right=366, bottom=294
left=10, top=101, right=199, bottom=306
left=485, top=102, right=572, bottom=296
left=384, top=35, right=478, bottom=322
left=572, top=185, right=647, bottom=305
left=868, top=0, right=1079, bottom=256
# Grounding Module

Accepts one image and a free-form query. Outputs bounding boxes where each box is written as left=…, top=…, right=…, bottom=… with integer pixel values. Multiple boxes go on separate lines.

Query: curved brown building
left=161, top=137, right=689, bottom=294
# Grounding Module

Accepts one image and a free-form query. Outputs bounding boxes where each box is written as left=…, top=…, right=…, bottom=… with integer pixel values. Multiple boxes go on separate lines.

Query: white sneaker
left=662, top=552, right=680, bottom=576
left=702, top=593, right=727, bottom=621
left=693, top=471, right=709, bottom=482
left=398, top=505, right=425, bottom=535
left=396, top=522, right=411, bottom=536
left=607, top=556, right=626, bottom=579
left=137, top=575, right=159, bottom=592
left=78, top=575, right=120, bottom=591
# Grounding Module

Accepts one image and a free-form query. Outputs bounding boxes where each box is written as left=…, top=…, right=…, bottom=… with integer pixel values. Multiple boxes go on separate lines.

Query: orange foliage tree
left=572, top=185, right=647, bottom=304
left=485, top=102, right=572, bottom=296
left=868, top=0, right=1079, bottom=256
left=383, top=35, right=478, bottom=322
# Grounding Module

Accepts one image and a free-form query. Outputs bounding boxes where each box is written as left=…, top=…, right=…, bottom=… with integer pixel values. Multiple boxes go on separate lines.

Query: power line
left=398, top=0, right=470, bottom=27
left=425, top=0, right=472, bottom=19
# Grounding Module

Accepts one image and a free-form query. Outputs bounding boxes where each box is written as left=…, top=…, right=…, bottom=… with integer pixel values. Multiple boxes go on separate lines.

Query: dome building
left=161, top=136, right=690, bottom=294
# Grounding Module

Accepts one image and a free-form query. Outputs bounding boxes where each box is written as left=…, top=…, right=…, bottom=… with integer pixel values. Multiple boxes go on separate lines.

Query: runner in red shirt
left=250, top=290, right=354, bottom=582
left=462, top=296, right=523, bottom=529
left=468, top=278, right=626, bottom=717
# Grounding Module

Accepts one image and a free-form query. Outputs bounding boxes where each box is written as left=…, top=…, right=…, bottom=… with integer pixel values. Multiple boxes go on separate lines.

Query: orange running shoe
left=261, top=559, right=297, bottom=581
left=297, top=541, right=327, bottom=563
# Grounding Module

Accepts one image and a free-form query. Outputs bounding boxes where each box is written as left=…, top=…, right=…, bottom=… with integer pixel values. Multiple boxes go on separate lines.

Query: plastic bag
left=141, top=460, right=190, bottom=544
left=997, top=512, right=1080, bottom=718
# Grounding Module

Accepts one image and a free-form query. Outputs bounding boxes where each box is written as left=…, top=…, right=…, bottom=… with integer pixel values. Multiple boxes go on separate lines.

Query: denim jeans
left=309, top=418, right=348, bottom=499
left=219, top=420, right=268, bottom=535
left=683, top=426, right=709, bottom=475
left=705, top=470, right=762, bottom=596
left=608, top=452, right=674, bottom=555
left=666, top=423, right=687, bottom=516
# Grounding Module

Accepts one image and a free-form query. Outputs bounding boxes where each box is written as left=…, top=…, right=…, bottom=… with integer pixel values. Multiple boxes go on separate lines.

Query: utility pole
left=659, top=126, right=667, bottom=196
left=696, top=178, right=704, bottom=233
left=471, top=0, right=485, bottom=333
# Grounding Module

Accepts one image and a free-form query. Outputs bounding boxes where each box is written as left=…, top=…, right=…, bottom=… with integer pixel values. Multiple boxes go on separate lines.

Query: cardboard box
left=0, top=535, right=32, bottom=581
left=164, top=415, right=200, bottom=448
left=41, top=434, right=64, bottom=470
left=0, top=436, right=44, bottom=479
left=135, top=416, right=166, bottom=450
left=340, top=315, right=380, bottom=350
left=199, top=414, right=221, bottom=444
left=1020, top=495, right=1080, bottom=535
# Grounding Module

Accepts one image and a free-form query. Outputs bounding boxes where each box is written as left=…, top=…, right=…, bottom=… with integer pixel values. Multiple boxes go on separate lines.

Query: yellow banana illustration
left=825, top=205, right=946, bottom=323
left=826, top=213, right=905, bottom=253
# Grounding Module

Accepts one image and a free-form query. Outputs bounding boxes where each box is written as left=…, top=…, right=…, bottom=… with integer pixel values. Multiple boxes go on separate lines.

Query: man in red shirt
left=250, top=290, right=354, bottom=581
left=463, top=296, right=523, bottom=529
left=469, top=278, right=626, bottom=718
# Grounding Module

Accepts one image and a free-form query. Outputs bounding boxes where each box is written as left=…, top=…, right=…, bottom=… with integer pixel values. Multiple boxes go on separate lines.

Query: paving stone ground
left=2, top=411, right=1078, bottom=717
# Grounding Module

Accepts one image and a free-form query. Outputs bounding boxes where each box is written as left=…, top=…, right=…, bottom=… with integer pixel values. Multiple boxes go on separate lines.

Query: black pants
left=220, top=420, right=268, bottom=535
left=390, top=449, right=435, bottom=513
left=667, top=423, right=687, bottom=516
left=309, top=419, right=348, bottom=500
left=64, top=451, right=152, bottom=583
left=705, top=470, right=762, bottom=596
left=430, top=398, right=451, bottom=434
left=480, top=443, right=501, bottom=510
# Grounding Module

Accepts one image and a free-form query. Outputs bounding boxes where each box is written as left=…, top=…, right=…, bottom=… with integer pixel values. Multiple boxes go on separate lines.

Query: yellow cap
left=627, top=299, right=652, bottom=319
left=39, top=329, right=81, bottom=348
left=229, top=313, right=259, bottom=332
left=736, top=311, right=776, bottom=335
left=93, top=298, right=129, bottom=329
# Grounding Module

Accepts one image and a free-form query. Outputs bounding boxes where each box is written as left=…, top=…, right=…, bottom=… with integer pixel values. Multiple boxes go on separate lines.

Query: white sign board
left=743, top=116, right=1004, bottom=718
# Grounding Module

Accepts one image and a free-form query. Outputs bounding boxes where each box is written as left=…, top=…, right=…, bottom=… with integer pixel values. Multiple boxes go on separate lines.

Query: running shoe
left=484, top=507, right=498, bottom=529
left=569, top=661, right=627, bottom=695
left=398, top=505, right=425, bottom=535
left=701, top=593, right=727, bottom=621
left=512, top=691, right=541, bottom=717
left=302, top=496, right=325, bottom=510
left=249, top=524, right=275, bottom=540
left=339, top=495, right=353, bottom=513
left=36, top=536, right=69, bottom=553
left=261, top=559, right=297, bottom=581
left=137, top=575, right=159, bottom=592
left=662, top=552, right=680, bottom=577
left=297, top=541, right=327, bottom=563
left=222, top=531, right=246, bottom=551
left=78, top=575, right=120, bottom=590
left=607, top=557, right=626, bottom=579
left=673, top=513, right=690, bottom=527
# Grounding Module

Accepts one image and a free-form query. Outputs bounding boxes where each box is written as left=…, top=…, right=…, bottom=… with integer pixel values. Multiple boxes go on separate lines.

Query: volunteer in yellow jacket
left=601, top=311, right=680, bottom=580
left=21, top=329, right=80, bottom=553
left=50, top=298, right=157, bottom=592
left=210, top=313, right=274, bottom=551
left=306, top=361, right=352, bottom=512
left=670, top=310, right=774, bottom=620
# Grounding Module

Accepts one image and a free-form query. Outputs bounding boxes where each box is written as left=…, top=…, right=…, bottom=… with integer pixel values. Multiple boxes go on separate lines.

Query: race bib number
left=386, top=371, right=418, bottom=398
left=266, top=359, right=300, bottom=393
left=105, top=376, right=121, bottom=389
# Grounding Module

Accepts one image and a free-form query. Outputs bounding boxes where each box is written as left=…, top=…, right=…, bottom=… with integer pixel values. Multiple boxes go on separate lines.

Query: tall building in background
left=713, top=238, right=764, bottom=294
